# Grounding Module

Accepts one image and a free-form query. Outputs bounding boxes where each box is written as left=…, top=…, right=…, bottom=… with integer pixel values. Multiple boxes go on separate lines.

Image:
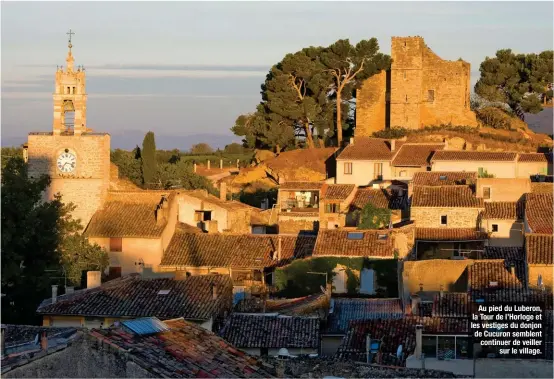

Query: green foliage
left=478, top=169, right=495, bottom=178
left=154, top=160, right=217, bottom=194
left=111, top=149, right=143, bottom=186
left=273, top=257, right=398, bottom=298
left=372, top=127, right=409, bottom=139
left=357, top=203, right=391, bottom=229
left=141, top=131, right=157, bottom=187
left=223, top=143, right=245, bottom=154
left=236, top=187, right=278, bottom=208
left=476, top=107, right=517, bottom=130
left=1, top=147, right=23, bottom=170
left=475, top=49, right=553, bottom=118
left=190, top=143, right=214, bottom=155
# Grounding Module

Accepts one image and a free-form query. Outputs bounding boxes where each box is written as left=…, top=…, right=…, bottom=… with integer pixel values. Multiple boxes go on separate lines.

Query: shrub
left=372, top=127, right=409, bottom=139
left=476, top=107, right=514, bottom=130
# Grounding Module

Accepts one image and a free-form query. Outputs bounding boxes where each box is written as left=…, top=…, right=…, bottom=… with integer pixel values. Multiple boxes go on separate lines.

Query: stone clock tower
left=26, top=30, right=111, bottom=227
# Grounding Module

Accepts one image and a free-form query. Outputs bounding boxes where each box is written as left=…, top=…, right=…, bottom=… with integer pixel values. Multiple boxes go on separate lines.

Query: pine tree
left=141, top=131, right=157, bottom=187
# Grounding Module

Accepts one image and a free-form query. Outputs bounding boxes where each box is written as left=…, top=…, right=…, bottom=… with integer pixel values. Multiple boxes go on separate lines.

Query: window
left=72, top=86, right=76, bottom=94
left=108, top=266, right=121, bottom=279
left=427, top=90, right=435, bottom=103
left=325, top=203, right=340, bottom=213
left=374, top=163, right=383, bottom=180
left=405, top=94, right=408, bottom=103
left=492, top=224, right=499, bottom=232
left=194, top=210, right=212, bottom=222
left=456, top=337, right=470, bottom=359
left=344, top=162, right=353, bottom=175
left=347, top=232, right=364, bottom=240
left=422, top=336, right=437, bottom=358
left=403, top=71, right=407, bottom=80
left=483, top=187, right=491, bottom=200
left=377, top=234, right=388, bottom=240
left=438, top=336, right=456, bottom=360
left=422, top=336, right=471, bottom=360
left=399, top=170, right=407, bottom=177
left=440, top=215, right=448, bottom=226
left=110, top=238, right=122, bottom=252
left=439, top=175, right=447, bottom=180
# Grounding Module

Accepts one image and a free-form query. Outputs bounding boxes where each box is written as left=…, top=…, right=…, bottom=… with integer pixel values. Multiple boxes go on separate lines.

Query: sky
left=2, top=1, right=553, bottom=149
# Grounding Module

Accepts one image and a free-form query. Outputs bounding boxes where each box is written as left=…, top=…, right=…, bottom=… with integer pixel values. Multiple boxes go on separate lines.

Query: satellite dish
left=396, top=344, right=403, bottom=358
left=278, top=348, right=290, bottom=357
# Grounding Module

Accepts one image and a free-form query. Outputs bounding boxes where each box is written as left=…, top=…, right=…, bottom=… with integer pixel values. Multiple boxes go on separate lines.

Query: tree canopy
left=141, top=131, right=157, bottom=187
left=232, top=38, right=390, bottom=150
left=190, top=143, right=214, bottom=155
left=475, top=49, right=554, bottom=119
left=357, top=203, right=392, bottom=230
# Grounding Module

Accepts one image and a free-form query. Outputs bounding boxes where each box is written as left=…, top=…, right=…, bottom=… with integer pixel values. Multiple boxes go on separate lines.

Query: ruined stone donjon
left=356, top=36, right=478, bottom=136
left=26, top=31, right=111, bottom=227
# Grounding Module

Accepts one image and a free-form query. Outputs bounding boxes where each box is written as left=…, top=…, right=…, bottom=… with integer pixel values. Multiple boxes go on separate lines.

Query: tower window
left=73, top=87, right=76, bottom=94
left=440, top=215, right=448, bottom=226
left=404, top=71, right=407, bottom=80
left=428, top=90, right=435, bottom=103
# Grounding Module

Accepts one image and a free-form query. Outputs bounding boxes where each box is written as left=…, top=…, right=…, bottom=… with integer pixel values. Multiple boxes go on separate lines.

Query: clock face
left=57, top=152, right=76, bottom=173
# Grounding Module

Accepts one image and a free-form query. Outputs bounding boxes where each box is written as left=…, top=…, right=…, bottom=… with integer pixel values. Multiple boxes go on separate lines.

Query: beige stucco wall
left=391, top=166, right=427, bottom=180
left=27, top=134, right=111, bottom=227
left=177, top=195, right=202, bottom=227
left=476, top=178, right=530, bottom=201
left=431, top=161, right=516, bottom=178
left=517, top=161, right=551, bottom=178
left=482, top=219, right=523, bottom=247
left=336, top=159, right=392, bottom=185
left=411, top=207, right=482, bottom=228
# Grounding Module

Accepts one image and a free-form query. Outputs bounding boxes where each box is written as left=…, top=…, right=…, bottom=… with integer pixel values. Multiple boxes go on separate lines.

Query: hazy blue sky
left=2, top=1, right=553, bottom=148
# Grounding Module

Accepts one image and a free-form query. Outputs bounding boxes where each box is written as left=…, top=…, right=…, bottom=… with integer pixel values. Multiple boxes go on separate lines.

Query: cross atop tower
left=67, top=29, right=75, bottom=49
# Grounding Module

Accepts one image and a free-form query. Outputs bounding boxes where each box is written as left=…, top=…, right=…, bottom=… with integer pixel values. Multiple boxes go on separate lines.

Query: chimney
left=509, top=263, right=515, bottom=276
left=411, top=295, right=421, bottom=316
left=87, top=271, right=101, bottom=289
left=439, top=285, right=444, bottom=300
left=278, top=235, right=282, bottom=261
left=40, top=331, right=48, bottom=351
left=212, top=284, right=218, bottom=300
left=443, top=139, right=449, bottom=150
left=66, top=286, right=74, bottom=295
left=51, top=285, right=58, bottom=304
left=220, top=182, right=227, bottom=202
left=1, top=326, right=6, bottom=358
left=365, top=333, right=372, bottom=363
left=415, top=325, right=423, bottom=359
left=350, top=137, right=354, bottom=145
left=390, top=139, right=396, bottom=152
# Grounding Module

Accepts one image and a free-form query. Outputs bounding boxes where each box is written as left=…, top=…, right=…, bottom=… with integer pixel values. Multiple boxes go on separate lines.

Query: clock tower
left=26, top=30, right=111, bottom=227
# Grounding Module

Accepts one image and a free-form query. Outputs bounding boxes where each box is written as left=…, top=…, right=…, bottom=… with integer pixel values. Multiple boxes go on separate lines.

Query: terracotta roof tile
left=37, top=274, right=233, bottom=321
left=92, top=318, right=272, bottom=378
left=337, top=138, right=401, bottom=161
left=431, top=151, right=517, bottom=162
left=482, top=246, right=525, bottom=261
left=483, top=201, right=523, bottom=220
left=219, top=314, right=320, bottom=349
left=313, top=229, right=395, bottom=258
left=1, top=325, right=77, bottom=348
left=184, top=191, right=253, bottom=211
left=431, top=293, right=468, bottom=318
left=279, top=181, right=325, bottom=191
left=525, top=193, right=553, bottom=234
left=468, top=259, right=525, bottom=292
left=264, top=147, right=336, bottom=176
left=350, top=188, right=408, bottom=210
left=322, top=184, right=356, bottom=201
left=85, top=191, right=175, bottom=238
left=411, top=171, right=477, bottom=186
left=525, top=234, right=553, bottom=264
left=337, top=317, right=468, bottom=364
left=326, top=298, right=404, bottom=334
left=411, top=186, right=483, bottom=208
left=531, top=182, right=554, bottom=194
left=518, top=153, right=553, bottom=162
left=415, top=228, right=488, bottom=241
left=161, top=230, right=316, bottom=268
left=392, top=144, right=445, bottom=167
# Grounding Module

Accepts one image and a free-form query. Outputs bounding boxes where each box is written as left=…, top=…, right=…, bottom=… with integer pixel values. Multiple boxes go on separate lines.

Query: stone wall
left=403, top=259, right=470, bottom=295
left=27, top=134, right=111, bottom=227
left=411, top=207, right=482, bottom=228
left=278, top=216, right=319, bottom=234
left=355, top=71, right=387, bottom=136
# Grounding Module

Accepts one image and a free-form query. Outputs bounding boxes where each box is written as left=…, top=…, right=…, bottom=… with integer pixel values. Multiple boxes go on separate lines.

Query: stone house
left=410, top=186, right=486, bottom=259
left=277, top=181, right=323, bottom=234
left=480, top=202, right=524, bottom=247
left=177, top=187, right=253, bottom=234
left=431, top=151, right=519, bottom=178
left=390, top=143, right=445, bottom=180
left=355, top=36, right=477, bottom=135
left=36, top=274, right=233, bottom=332
left=2, top=318, right=273, bottom=378
left=347, top=187, right=409, bottom=226
left=517, top=152, right=553, bottom=178
left=475, top=177, right=531, bottom=202
left=218, top=314, right=320, bottom=357
left=525, top=234, right=554, bottom=291
left=85, top=190, right=178, bottom=276
left=319, top=184, right=357, bottom=229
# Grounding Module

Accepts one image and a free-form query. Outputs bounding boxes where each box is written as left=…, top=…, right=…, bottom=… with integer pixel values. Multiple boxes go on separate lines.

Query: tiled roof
left=482, top=246, right=525, bottom=262
left=218, top=314, right=320, bottom=349
left=468, top=259, right=525, bottom=292
left=279, top=181, right=325, bottom=191
left=322, top=184, right=356, bottom=201
left=411, top=186, right=484, bottom=208
left=161, top=230, right=316, bottom=268
left=176, top=222, right=204, bottom=233
left=313, top=230, right=395, bottom=258
left=337, top=138, right=402, bottom=161
left=37, top=274, right=232, bottom=321
left=531, top=182, right=554, bottom=194
left=518, top=153, right=553, bottom=162
left=525, top=234, right=553, bottom=264
left=266, top=292, right=329, bottom=317
left=91, top=318, right=272, bottom=378
left=525, top=193, right=553, bottom=234
left=415, top=228, right=488, bottom=241
left=326, top=298, right=404, bottom=334
left=411, top=171, right=477, bottom=186
left=184, top=191, right=253, bottom=211
left=264, top=147, right=336, bottom=177
left=431, top=151, right=517, bottom=162
left=350, top=188, right=407, bottom=210
left=337, top=317, right=468, bottom=364
left=391, top=143, right=445, bottom=167
left=431, top=293, right=468, bottom=318
left=470, top=288, right=554, bottom=305
left=1, top=325, right=77, bottom=348
left=85, top=191, right=175, bottom=238
left=483, top=201, right=523, bottom=220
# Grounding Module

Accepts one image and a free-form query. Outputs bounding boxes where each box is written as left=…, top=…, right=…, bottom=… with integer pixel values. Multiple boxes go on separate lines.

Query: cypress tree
left=141, top=131, right=157, bottom=187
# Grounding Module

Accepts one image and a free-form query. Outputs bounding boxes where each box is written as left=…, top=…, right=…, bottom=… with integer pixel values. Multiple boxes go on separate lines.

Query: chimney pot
left=391, top=139, right=396, bottom=152
left=415, top=325, right=423, bottom=359
left=51, top=285, right=58, bottom=304
left=87, top=271, right=101, bottom=289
